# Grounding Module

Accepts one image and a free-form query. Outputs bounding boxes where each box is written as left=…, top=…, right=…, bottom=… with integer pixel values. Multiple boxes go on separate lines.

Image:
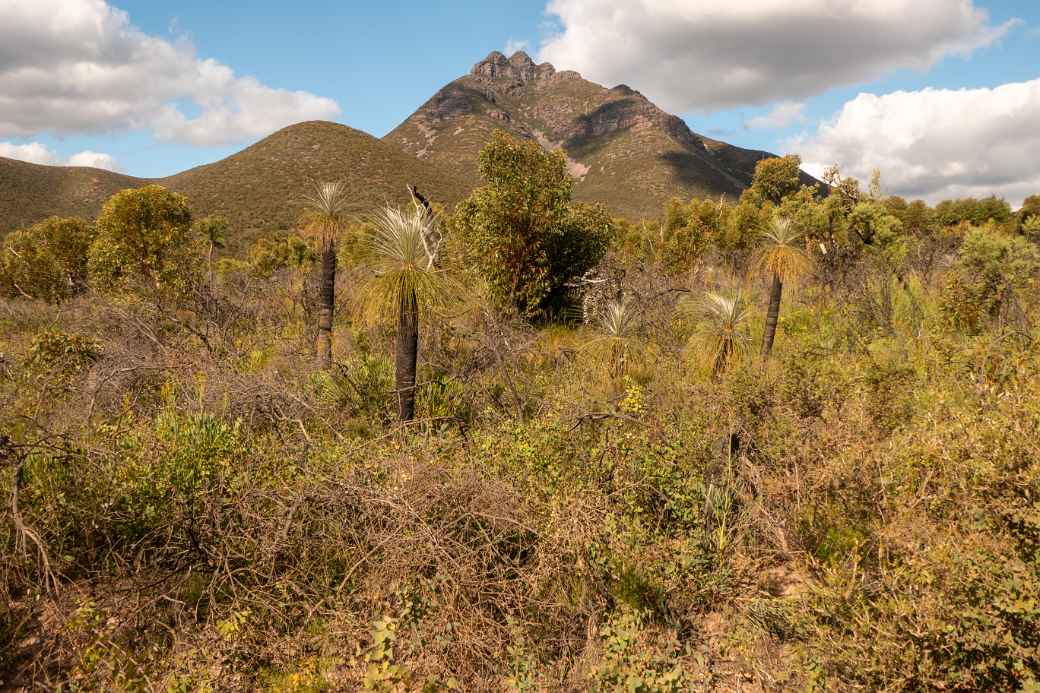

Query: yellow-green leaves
left=1, top=216, right=96, bottom=302
left=87, top=185, right=199, bottom=297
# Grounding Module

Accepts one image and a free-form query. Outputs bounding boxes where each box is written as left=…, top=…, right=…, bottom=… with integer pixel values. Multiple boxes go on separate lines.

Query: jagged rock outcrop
left=384, top=51, right=806, bottom=218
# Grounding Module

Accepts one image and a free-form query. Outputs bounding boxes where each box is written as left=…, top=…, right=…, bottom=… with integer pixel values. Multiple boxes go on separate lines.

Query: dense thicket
left=2, top=143, right=1039, bottom=690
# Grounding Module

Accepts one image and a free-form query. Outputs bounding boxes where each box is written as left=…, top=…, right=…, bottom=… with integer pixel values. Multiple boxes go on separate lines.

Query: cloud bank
left=747, top=101, right=806, bottom=130
left=538, top=0, right=1016, bottom=112
left=0, top=141, right=121, bottom=171
left=0, top=0, right=341, bottom=146
left=788, top=80, right=1040, bottom=206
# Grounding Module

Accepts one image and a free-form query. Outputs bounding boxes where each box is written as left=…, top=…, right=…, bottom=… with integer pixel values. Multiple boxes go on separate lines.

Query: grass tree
left=360, top=202, right=447, bottom=422
left=681, top=291, right=752, bottom=377
left=756, top=216, right=810, bottom=359
left=195, top=216, right=229, bottom=285
left=302, top=181, right=348, bottom=369
left=577, top=296, right=643, bottom=398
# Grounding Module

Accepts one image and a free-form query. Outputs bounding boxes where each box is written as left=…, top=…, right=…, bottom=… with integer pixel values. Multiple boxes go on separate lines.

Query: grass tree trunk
left=761, top=273, right=783, bottom=359
left=396, top=288, right=419, bottom=421
left=317, top=243, right=336, bottom=369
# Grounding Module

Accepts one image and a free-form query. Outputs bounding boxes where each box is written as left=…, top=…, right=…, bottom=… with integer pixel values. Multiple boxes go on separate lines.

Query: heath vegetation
left=2, top=132, right=1039, bottom=690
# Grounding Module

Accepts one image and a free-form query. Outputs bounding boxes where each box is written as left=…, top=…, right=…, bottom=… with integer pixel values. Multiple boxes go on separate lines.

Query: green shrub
left=0, top=217, right=95, bottom=302
left=87, top=185, right=201, bottom=297
left=452, top=131, right=613, bottom=319
left=940, top=228, right=1040, bottom=334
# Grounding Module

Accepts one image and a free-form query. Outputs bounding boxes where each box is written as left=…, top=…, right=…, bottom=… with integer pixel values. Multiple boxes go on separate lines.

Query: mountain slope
left=159, top=121, right=467, bottom=233
left=1, top=122, right=468, bottom=234
left=0, top=157, right=143, bottom=232
left=385, top=51, right=810, bottom=218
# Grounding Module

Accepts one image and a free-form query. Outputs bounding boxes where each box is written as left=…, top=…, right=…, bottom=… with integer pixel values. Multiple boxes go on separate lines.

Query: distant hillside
left=1, top=53, right=816, bottom=233
left=159, top=122, right=468, bottom=234
left=0, top=157, right=142, bottom=232
left=1, top=122, right=468, bottom=235
left=384, top=51, right=815, bottom=219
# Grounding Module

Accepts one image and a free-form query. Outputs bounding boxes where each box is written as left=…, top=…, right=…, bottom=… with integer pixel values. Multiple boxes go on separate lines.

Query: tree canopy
left=452, top=131, right=613, bottom=319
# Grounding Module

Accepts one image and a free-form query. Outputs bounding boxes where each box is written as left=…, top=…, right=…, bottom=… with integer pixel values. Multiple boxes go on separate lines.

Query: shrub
left=0, top=217, right=95, bottom=302
left=452, top=131, right=613, bottom=319
left=87, top=185, right=201, bottom=297
left=940, top=228, right=1040, bottom=334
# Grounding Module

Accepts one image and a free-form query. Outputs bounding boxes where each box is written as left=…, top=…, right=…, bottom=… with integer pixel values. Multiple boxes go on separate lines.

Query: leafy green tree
left=359, top=204, right=449, bottom=421
left=87, top=186, right=199, bottom=297
left=935, top=196, right=1012, bottom=227
left=302, top=181, right=349, bottom=369
left=746, top=155, right=803, bottom=206
left=1, top=217, right=95, bottom=302
left=657, top=196, right=731, bottom=273
left=1019, top=195, right=1040, bottom=238
left=246, top=234, right=315, bottom=279
left=756, top=217, right=811, bottom=359
left=1023, top=214, right=1040, bottom=242
left=453, top=131, right=613, bottom=319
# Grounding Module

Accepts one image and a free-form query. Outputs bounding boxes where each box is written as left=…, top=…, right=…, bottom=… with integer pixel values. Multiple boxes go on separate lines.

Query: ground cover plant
left=2, top=135, right=1039, bottom=691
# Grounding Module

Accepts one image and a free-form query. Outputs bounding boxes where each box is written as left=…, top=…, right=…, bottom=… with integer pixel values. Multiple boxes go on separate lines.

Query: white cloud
left=747, top=101, right=806, bottom=130
left=0, top=142, right=60, bottom=166
left=0, top=0, right=341, bottom=146
left=786, top=80, right=1040, bottom=206
left=66, top=150, right=122, bottom=171
left=538, top=0, right=1017, bottom=112
left=0, top=141, right=121, bottom=171
left=505, top=38, right=530, bottom=55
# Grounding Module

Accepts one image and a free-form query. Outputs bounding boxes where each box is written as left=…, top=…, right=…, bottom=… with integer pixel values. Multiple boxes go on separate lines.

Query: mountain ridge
left=383, top=50, right=811, bottom=217
left=1, top=51, right=811, bottom=232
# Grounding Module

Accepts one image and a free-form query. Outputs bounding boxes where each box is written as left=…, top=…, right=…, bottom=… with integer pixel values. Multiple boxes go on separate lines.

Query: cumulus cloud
left=747, top=101, right=807, bottom=130
left=538, top=0, right=1017, bottom=112
left=0, top=142, right=61, bottom=166
left=66, top=150, right=122, bottom=171
left=0, top=0, right=341, bottom=146
left=786, top=80, right=1040, bottom=206
left=0, top=141, right=122, bottom=171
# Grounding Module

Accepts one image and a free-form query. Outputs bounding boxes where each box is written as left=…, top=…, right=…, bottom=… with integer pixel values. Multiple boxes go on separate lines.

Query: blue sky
left=2, top=0, right=1039, bottom=203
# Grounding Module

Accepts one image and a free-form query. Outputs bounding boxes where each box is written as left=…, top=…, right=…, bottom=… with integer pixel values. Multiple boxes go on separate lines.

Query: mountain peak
left=471, top=50, right=555, bottom=83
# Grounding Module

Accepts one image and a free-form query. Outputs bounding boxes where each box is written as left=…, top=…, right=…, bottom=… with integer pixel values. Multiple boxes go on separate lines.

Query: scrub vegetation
left=2, top=133, right=1039, bottom=691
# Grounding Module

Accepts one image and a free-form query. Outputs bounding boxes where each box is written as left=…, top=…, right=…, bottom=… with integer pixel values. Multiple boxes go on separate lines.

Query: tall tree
left=748, top=155, right=803, bottom=207
left=1, top=216, right=95, bottom=302
left=302, top=181, right=348, bottom=369
left=360, top=202, right=447, bottom=421
left=756, top=217, right=810, bottom=359
left=453, top=131, right=613, bottom=320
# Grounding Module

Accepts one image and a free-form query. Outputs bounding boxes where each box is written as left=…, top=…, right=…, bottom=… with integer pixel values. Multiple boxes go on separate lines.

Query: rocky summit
left=384, top=51, right=809, bottom=218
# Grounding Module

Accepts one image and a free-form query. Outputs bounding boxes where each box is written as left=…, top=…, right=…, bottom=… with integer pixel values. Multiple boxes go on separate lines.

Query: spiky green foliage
left=358, top=205, right=449, bottom=324
left=682, top=292, right=752, bottom=376
left=756, top=217, right=811, bottom=285
left=302, top=181, right=348, bottom=250
left=580, top=297, right=641, bottom=381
